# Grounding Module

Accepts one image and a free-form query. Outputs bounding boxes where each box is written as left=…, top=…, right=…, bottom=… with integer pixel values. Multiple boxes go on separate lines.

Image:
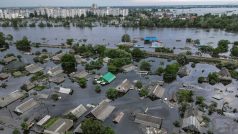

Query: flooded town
left=1, top=2, right=238, bottom=134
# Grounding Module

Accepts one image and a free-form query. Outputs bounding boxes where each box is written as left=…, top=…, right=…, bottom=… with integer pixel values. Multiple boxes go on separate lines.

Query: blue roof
left=144, top=37, right=159, bottom=41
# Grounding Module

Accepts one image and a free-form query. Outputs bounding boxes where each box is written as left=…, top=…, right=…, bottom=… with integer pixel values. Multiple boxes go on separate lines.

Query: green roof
left=101, top=72, right=116, bottom=83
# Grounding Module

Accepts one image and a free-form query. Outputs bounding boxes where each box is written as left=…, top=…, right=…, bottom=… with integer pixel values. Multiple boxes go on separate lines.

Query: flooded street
left=1, top=27, right=238, bottom=134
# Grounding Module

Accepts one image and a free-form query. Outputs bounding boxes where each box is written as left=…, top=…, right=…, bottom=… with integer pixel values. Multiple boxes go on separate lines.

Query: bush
left=176, top=54, right=188, bottom=66
left=81, top=118, right=115, bottom=134
left=173, top=120, right=180, bottom=127
left=95, top=85, right=101, bottom=93
left=78, top=78, right=87, bottom=88
left=140, top=61, right=151, bottom=71
left=51, top=94, right=59, bottom=101
left=177, top=90, right=193, bottom=103
left=12, top=128, right=20, bottom=134
left=208, top=72, right=219, bottom=85
left=198, top=76, right=205, bottom=83
left=106, top=88, right=119, bottom=100
left=163, top=63, right=179, bottom=83
left=16, top=36, right=31, bottom=51
left=155, top=47, right=173, bottom=53
left=135, top=81, right=142, bottom=89
left=121, top=34, right=131, bottom=42
left=139, top=88, right=148, bottom=97
left=156, top=67, right=164, bottom=76
left=61, top=54, right=76, bottom=74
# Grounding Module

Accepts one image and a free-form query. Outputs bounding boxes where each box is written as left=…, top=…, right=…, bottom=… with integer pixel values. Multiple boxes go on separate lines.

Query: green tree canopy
left=61, top=54, right=76, bottom=73
left=106, top=88, right=119, bottom=100
left=16, top=36, right=31, bottom=51
left=140, top=61, right=151, bottom=71
left=81, top=118, right=115, bottom=134
left=121, top=34, right=131, bottom=42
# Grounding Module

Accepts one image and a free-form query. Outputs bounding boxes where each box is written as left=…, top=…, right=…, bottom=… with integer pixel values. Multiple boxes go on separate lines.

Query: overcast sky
left=0, top=0, right=237, bottom=7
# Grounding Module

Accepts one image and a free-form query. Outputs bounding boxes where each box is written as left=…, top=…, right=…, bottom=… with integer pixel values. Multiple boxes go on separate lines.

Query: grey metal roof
left=134, top=113, right=162, bottom=129
left=90, top=99, right=115, bottom=121
left=182, top=116, right=201, bottom=133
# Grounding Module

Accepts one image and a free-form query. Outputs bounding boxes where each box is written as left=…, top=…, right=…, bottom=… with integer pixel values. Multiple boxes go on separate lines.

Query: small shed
left=57, top=87, right=73, bottom=95
left=113, top=112, right=124, bottom=124
left=36, top=115, right=51, bottom=126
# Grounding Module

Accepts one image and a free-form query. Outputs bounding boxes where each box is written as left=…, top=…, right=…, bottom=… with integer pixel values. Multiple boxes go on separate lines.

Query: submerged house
left=89, top=99, right=115, bottom=121
left=44, top=118, right=73, bottom=134
left=0, top=73, right=10, bottom=80
left=3, top=56, right=17, bottom=64
left=218, top=67, right=232, bottom=84
left=52, top=52, right=65, bottom=63
left=121, top=64, right=137, bottom=72
left=0, top=90, right=26, bottom=108
left=25, top=64, right=43, bottom=74
left=98, top=72, right=116, bottom=84
left=47, top=66, right=63, bottom=77
left=148, top=84, right=165, bottom=100
left=70, top=71, right=88, bottom=80
left=15, top=98, right=38, bottom=114
left=116, top=79, right=134, bottom=93
left=144, top=37, right=159, bottom=44
left=66, top=104, right=87, bottom=119
left=182, top=116, right=201, bottom=133
left=134, top=113, right=163, bottom=129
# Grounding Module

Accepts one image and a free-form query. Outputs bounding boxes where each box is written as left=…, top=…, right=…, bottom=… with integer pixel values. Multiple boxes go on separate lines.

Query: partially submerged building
left=15, top=98, right=38, bottom=114
left=144, top=37, right=159, bottom=44
left=47, top=66, right=63, bottom=77
left=56, top=87, right=73, bottom=95
left=116, top=79, right=133, bottom=93
left=36, top=115, right=51, bottom=126
left=66, top=104, right=87, bottom=119
left=182, top=116, right=201, bottom=133
left=0, top=90, right=26, bottom=108
left=113, top=112, right=124, bottom=124
left=70, top=71, right=88, bottom=80
left=121, top=64, right=137, bottom=72
left=49, top=74, right=65, bottom=84
left=89, top=99, right=115, bottom=121
left=44, top=118, right=73, bottom=134
left=134, top=113, right=163, bottom=129
left=98, top=72, right=116, bottom=85
left=148, top=84, right=165, bottom=100
left=3, top=56, right=17, bottom=64
left=218, top=67, right=232, bottom=84
left=25, top=64, right=43, bottom=74
left=52, top=52, right=65, bottom=63
left=75, top=55, right=86, bottom=64
left=0, top=72, right=10, bottom=80
left=178, top=66, right=190, bottom=77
